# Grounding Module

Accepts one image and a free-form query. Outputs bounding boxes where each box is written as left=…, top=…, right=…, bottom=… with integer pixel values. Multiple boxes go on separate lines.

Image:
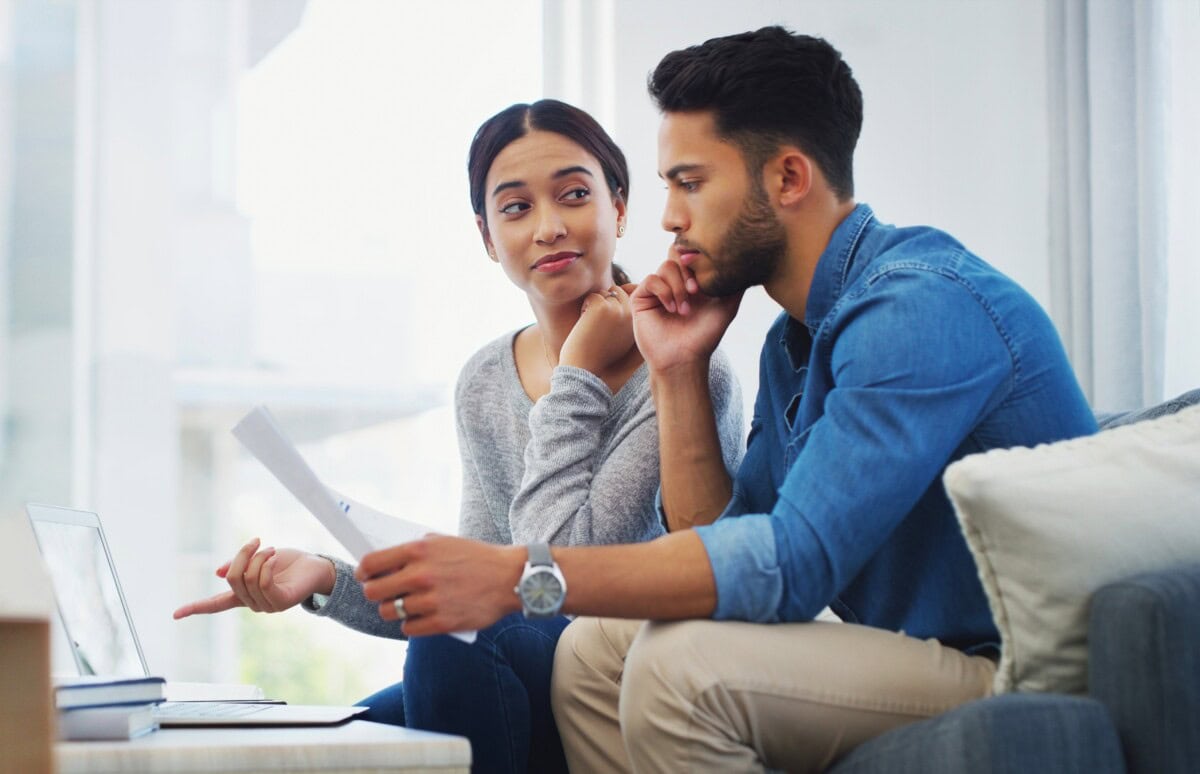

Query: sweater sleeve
left=301, top=555, right=405, bottom=640
left=508, top=366, right=663, bottom=546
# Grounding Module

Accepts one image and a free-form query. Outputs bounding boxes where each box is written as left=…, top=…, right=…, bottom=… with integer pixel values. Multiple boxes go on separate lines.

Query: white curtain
left=1047, top=0, right=1170, bottom=412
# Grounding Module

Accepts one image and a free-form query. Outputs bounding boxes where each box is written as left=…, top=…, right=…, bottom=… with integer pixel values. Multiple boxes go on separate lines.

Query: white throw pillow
left=944, top=403, right=1200, bottom=695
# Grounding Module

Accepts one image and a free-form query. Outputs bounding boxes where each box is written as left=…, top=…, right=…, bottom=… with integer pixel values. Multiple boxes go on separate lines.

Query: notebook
left=26, top=503, right=367, bottom=727
left=55, top=675, right=167, bottom=709
left=58, top=703, right=159, bottom=740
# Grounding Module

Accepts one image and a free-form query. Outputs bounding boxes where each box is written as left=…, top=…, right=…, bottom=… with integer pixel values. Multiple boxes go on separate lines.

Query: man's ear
left=476, top=215, right=497, bottom=262
left=774, top=149, right=813, bottom=208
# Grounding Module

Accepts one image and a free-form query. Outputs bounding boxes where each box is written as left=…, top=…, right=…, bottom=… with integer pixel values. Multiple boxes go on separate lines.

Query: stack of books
left=55, top=676, right=165, bottom=741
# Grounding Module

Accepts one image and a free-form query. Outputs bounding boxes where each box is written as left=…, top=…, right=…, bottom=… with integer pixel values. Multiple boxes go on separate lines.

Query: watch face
left=520, top=569, right=563, bottom=615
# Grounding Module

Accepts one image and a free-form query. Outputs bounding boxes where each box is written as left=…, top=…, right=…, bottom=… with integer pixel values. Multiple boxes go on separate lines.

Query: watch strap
left=527, top=542, right=553, bottom=568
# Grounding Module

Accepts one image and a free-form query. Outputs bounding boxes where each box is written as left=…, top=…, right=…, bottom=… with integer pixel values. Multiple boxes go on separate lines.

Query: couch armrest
left=1089, top=562, right=1200, bottom=774
left=1095, top=388, right=1200, bottom=431
left=827, top=694, right=1123, bottom=774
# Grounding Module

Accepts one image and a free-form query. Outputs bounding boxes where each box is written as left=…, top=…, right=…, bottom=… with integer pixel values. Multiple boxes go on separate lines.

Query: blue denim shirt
left=694, top=204, right=1097, bottom=652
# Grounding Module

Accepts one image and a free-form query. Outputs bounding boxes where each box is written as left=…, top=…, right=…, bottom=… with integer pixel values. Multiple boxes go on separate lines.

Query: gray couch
left=829, top=389, right=1200, bottom=774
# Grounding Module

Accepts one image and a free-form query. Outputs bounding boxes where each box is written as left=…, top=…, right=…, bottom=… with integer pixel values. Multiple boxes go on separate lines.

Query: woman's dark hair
left=468, top=100, right=632, bottom=286
left=648, top=26, right=863, bottom=201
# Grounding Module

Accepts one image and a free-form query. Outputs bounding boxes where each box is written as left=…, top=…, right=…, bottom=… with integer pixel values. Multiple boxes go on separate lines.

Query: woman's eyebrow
left=492, top=179, right=526, bottom=197
left=552, top=165, right=595, bottom=180
left=492, top=166, right=595, bottom=198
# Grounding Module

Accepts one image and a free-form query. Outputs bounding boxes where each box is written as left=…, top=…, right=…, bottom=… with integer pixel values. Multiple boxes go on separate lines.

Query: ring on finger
left=392, top=597, right=407, bottom=621
left=606, top=290, right=618, bottom=298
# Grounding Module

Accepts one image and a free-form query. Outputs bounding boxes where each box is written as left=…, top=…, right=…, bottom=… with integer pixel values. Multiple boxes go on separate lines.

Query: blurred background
left=2, top=0, right=1197, bottom=704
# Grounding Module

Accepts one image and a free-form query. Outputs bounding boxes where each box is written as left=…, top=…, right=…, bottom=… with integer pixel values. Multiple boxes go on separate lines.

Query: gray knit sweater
left=305, top=328, right=744, bottom=638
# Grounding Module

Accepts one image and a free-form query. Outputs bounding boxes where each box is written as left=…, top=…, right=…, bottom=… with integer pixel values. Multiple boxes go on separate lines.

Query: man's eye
left=681, top=180, right=700, bottom=192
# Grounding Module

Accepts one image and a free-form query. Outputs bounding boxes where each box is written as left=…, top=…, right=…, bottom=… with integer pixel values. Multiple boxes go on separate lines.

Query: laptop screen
left=26, top=503, right=149, bottom=678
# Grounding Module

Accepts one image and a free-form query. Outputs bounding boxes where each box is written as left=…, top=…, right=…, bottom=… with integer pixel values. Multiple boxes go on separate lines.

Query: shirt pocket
left=784, top=423, right=815, bottom=470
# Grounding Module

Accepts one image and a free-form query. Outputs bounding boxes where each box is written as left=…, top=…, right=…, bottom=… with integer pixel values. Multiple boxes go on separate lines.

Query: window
left=1, top=0, right=542, bottom=705
left=186, top=0, right=545, bottom=704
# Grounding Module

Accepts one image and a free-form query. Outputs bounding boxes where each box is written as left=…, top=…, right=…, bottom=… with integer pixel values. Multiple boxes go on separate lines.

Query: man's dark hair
left=648, top=26, right=863, bottom=200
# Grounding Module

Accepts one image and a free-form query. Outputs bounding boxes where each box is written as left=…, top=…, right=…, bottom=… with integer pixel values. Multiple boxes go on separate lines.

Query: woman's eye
left=562, top=187, right=591, bottom=201
left=499, top=201, right=529, bottom=215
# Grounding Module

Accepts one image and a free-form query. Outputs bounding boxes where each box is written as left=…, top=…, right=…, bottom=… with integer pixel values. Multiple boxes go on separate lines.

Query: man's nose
left=661, top=194, right=688, bottom=234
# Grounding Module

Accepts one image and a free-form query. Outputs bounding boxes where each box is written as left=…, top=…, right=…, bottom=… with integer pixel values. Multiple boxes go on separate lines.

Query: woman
left=175, top=99, right=744, bottom=773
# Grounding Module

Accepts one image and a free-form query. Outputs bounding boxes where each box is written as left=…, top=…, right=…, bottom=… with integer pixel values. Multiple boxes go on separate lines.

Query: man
left=356, top=27, right=1096, bottom=771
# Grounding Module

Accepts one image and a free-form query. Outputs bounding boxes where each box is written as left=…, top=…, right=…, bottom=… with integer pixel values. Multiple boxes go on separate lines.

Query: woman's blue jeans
left=355, top=612, right=571, bottom=774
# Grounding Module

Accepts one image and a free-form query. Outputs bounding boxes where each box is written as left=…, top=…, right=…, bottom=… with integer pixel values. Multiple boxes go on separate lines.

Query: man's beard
left=695, top=180, right=787, bottom=297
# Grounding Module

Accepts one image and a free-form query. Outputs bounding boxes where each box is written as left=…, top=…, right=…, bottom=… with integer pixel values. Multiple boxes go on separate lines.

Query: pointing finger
left=173, top=590, right=244, bottom=619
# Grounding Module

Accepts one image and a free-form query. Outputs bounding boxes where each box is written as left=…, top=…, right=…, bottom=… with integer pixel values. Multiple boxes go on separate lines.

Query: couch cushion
left=944, top=403, right=1200, bottom=694
left=827, top=694, right=1124, bottom=774
left=1089, top=563, right=1200, bottom=774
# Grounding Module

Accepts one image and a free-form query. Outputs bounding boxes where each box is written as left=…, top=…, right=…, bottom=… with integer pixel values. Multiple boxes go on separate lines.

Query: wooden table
left=55, top=720, right=471, bottom=773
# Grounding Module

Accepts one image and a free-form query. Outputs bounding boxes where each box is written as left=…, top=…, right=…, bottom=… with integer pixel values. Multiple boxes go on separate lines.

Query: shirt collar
left=775, top=203, right=876, bottom=371
left=803, top=203, right=876, bottom=332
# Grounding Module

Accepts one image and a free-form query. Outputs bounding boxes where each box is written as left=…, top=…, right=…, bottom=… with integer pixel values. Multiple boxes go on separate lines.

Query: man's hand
left=559, top=283, right=638, bottom=379
left=631, top=259, right=742, bottom=373
left=355, top=536, right=525, bottom=637
left=172, top=538, right=335, bottom=619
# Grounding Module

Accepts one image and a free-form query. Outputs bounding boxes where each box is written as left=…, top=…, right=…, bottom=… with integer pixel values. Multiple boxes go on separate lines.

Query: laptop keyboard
left=155, top=702, right=272, bottom=719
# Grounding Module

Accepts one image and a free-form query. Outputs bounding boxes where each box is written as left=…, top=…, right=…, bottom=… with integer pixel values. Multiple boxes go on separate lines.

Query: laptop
left=26, top=502, right=367, bottom=727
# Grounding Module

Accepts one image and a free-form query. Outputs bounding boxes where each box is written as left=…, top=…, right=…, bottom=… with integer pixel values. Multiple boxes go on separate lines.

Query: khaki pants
left=551, top=617, right=995, bottom=773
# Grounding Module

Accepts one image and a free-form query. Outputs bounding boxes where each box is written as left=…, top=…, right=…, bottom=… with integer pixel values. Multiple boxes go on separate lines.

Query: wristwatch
left=515, top=543, right=567, bottom=619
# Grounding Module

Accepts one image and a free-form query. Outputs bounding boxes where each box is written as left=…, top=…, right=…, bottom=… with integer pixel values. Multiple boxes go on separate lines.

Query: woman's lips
left=533, top=252, right=581, bottom=273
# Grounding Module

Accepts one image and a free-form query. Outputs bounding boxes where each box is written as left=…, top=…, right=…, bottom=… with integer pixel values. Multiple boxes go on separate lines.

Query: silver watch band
left=528, top=542, right=553, bottom=568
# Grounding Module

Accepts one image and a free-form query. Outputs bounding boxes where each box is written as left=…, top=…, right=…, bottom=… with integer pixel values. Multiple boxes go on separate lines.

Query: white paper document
left=232, top=405, right=475, bottom=643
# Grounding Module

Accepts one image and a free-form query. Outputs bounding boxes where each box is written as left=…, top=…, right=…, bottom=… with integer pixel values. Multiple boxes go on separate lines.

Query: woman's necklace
left=541, top=339, right=558, bottom=370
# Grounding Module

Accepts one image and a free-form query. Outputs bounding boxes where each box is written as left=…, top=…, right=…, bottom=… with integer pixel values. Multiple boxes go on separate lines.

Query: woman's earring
left=617, top=221, right=626, bottom=237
